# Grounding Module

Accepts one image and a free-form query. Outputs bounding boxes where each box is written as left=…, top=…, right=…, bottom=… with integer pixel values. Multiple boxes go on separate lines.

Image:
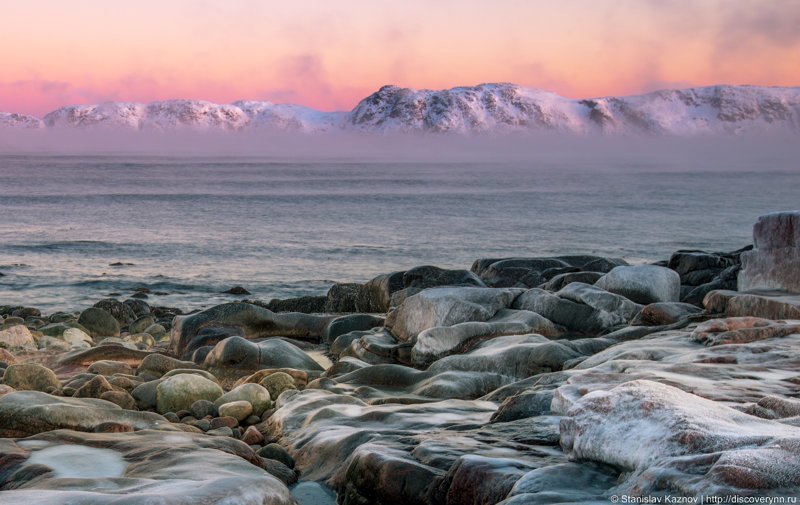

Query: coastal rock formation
left=0, top=430, right=295, bottom=504
left=594, top=265, right=680, bottom=304
left=739, top=211, right=800, bottom=292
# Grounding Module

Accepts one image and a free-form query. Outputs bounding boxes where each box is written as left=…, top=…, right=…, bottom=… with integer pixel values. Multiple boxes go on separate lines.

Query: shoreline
left=1, top=212, right=799, bottom=503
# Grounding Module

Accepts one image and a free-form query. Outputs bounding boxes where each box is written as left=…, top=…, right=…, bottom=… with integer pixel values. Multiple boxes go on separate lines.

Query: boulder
left=0, top=324, right=35, bottom=348
left=386, top=287, right=522, bottom=342
left=324, top=282, right=362, bottom=313
left=156, top=374, right=224, bottom=414
left=202, top=336, right=324, bottom=383
left=323, top=314, right=385, bottom=344
left=129, top=314, right=156, bottom=334
left=691, top=317, right=800, bottom=346
left=74, top=375, right=115, bottom=399
left=62, top=327, right=93, bottom=348
left=259, top=372, right=297, bottom=401
left=137, top=353, right=197, bottom=379
left=170, top=302, right=335, bottom=355
left=78, top=307, right=121, bottom=338
left=0, top=429, right=296, bottom=503
left=214, top=383, right=271, bottom=416
left=539, top=271, right=603, bottom=292
left=560, top=380, right=800, bottom=496
left=218, top=400, right=254, bottom=421
left=594, top=265, right=680, bottom=304
left=3, top=363, right=60, bottom=392
left=739, top=211, right=800, bottom=292
left=411, top=309, right=565, bottom=366
left=630, top=302, right=703, bottom=326
left=356, top=271, right=405, bottom=313
left=402, top=265, right=486, bottom=289
left=0, top=391, right=178, bottom=437
left=704, top=290, right=800, bottom=320
left=93, top=298, right=138, bottom=326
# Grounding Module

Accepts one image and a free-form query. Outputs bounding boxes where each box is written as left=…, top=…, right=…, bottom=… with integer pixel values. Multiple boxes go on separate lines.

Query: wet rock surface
left=2, top=217, right=800, bottom=503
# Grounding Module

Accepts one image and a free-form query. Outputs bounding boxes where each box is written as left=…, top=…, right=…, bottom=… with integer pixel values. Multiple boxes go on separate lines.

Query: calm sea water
left=1, top=153, right=798, bottom=312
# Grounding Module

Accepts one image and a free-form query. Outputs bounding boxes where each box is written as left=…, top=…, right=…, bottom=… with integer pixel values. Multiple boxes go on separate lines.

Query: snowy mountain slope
left=0, top=112, right=44, bottom=129
left=4, top=84, right=799, bottom=134
left=348, top=84, right=800, bottom=134
left=233, top=101, right=345, bottom=132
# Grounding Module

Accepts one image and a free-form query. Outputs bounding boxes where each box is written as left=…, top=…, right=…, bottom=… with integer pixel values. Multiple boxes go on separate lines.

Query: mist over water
left=0, top=132, right=798, bottom=312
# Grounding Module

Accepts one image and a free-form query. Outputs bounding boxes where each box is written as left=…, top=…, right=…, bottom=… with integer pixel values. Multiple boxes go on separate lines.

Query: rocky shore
left=1, top=211, right=799, bottom=504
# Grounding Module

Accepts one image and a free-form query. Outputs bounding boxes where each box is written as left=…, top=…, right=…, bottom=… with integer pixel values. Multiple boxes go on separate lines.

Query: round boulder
left=213, top=383, right=271, bottom=416
left=259, top=372, right=297, bottom=401
left=156, top=374, right=223, bottom=414
left=218, top=400, right=253, bottom=421
left=78, top=308, right=121, bottom=338
left=594, top=265, right=680, bottom=305
left=3, top=363, right=61, bottom=392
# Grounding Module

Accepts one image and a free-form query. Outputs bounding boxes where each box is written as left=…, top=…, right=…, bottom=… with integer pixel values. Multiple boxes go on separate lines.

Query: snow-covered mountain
left=0, top=112, right=44, bottom=129
left=4, top=84, right=799, bottom=135
left=348, top=83, right=800, bottom=134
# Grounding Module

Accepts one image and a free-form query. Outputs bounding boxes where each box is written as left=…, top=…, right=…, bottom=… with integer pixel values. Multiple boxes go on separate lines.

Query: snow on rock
left=560, top=379, right=800, bottom=496
left=348, top=83, right=800, bottom=134
left=6, top=83, right=800, bottom=134
left=233, top=100, right=345, bottom=132
left=0, top=112, right=44, bottom=129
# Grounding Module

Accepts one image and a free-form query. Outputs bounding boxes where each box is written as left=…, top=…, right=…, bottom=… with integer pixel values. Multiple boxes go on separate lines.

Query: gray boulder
left=386, top=287, right=522, bottom=342
left=78, top=307, right=121, bottom=338
left=739, top=211, right=800, bottom=292
left=594, top=265, right=680, bottom=304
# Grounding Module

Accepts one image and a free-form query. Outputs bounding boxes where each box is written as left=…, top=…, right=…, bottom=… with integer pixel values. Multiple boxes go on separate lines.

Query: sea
left=1, top=148, right=798, bottom=313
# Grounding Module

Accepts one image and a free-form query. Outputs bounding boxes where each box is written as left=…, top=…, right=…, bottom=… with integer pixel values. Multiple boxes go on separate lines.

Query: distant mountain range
left=2, top=83, right=799, bottom=135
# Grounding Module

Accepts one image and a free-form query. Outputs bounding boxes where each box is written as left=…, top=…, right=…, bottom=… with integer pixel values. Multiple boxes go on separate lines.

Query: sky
left=1, top=0, right=799, bottom=116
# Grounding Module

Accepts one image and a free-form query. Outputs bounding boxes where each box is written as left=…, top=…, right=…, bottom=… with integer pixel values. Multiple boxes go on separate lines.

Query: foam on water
left=26, top=445, right=128, bottom=478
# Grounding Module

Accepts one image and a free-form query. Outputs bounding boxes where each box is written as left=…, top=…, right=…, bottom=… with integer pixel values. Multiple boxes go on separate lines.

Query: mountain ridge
left=3, top=83, right=799, bottom=135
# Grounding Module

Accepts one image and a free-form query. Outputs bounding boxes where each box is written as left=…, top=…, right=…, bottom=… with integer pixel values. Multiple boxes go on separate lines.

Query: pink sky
left=1, top=0, right=799, bottom=116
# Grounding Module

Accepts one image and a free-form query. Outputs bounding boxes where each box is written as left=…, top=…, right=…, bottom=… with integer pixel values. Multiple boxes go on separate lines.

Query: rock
left=241, top=424, right=264, bottom=445
left=11, top=307, right=40, bottom=318
left=739, top=211, right=800, bottom=292
left=144, top=323, right=167, bottom=338
left=3, top=363, right=60, bottom=392
left=411, top=308, right=565, bottom=366
left=560, top=380, right=800, bottom=496
left=210, top=416, right=239, bottom=429
left=156, top=374, right=224, bottom=414
left=0, top=391, right=178, bottom=436
left=207, top=426, right=234, bottom=437
left=513, top=284, right=641, bottom=335
left=0, top=325, right=35, bottom=348
left=78, top=307, right=121, bottom=338
left=630, top=302, right=703, bottom=326
left=129, top=314, right=156, bottom=334
left=62, top=327, right=93, bottom=348
left=74, top=375, right=115, bottom=399
left=124, top=298, right=152, bottom=317
left=594, top=265, right=680, bottom=304
left=0, top=348, right=17, bottom=365
left=386, top=287, right=522, bottom=342
left=555, top=282, right=642, bottom=319
left=170, top=302, right=334, bottom=356
left=324, top=282, right=361, bottom=312
left=93, top=298, right=138, bottom=326
left=191, top=399, right=217, bottom=418
left=704, top=289, right=800, bottom=319
left=356, top=271, right=405, bottom=313
left=323, top=314, right=385, bottom=343
left=99, top=390, right=137, bottom=410
left=402, top=265, right=486, bottom=289
left=263, top=295, right=327, bottom=313
left=218, top=400, right=254, bottom=421
left=214, top=383, right=272, bottom=416
left=37, top=335, right=71, bottom=351
left=259, top=372, right=297, bottom=401
left=87, top=360, right=135, bottom=376
left=0, top=429, right=296, bottom=503
left=203, top=336, right=324, bottom=386
left=258, top=443, right=296, bottom=469
left=691, top=317, right=800, bottom=346
left=224, top=286, right=251, bottom=295
left=137, top=353, right=197, bottom=378
left=539, top=271, right=603, bottom=291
